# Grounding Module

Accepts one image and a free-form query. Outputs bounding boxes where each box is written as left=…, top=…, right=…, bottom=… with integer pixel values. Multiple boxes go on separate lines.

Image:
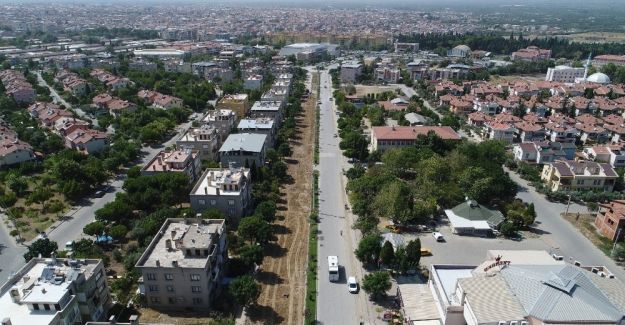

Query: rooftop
left=238, top=118, right=275, bottom=130
left=191, top=167, right=250, bottom=196
left=219, top=133, right=267, bottom=153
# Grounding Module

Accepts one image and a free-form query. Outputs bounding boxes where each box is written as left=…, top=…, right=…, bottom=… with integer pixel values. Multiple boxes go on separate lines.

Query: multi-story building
left=202, top=109, right=237, bottom=140
left=244, top=75, right=263, bottom=90
left=176, top=125, right=221, bottom=160
left=370, top=126, right=461, bottom=151
left=219, top=133, right=267, bottom=168
left=595, top=200, right=625, bottom=241
left=190, top=167, right=252, bottom=218
left=250, top=101, right=283, bottom=124
left=135, top=218, right=227, bottom=311
left=582, top=145, right=625, bottom=168
left=64, top=129, right=109, bottom=155
left=340, top=62, right=362, bottom=83
left=216, top=94, right=250, bottom=120
left=0, top=69, right=36, bottom=104
left=401, top=250, right=624, bottom=325
left=545, top=65, right=586, bottom=83
left=394, top=42, right=419, bottom=53
left=593, top=55, right=625, bottom=67
left=375, top=66, right=401, bottom=83
left=0, top=257, right=111, bottom=324
left=511, top=46, right=552, bottom=62
left=137, top=90, right=184, bottom=110
left=237, top=118, right=277, bottom=148
left=541, top=159, right=619, bottom=192
left=141, top=149, right=202, bottom=183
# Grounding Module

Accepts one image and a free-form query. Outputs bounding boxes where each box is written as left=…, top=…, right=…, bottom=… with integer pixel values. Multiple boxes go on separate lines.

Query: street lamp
left=564, top=194, right=572, bottom=216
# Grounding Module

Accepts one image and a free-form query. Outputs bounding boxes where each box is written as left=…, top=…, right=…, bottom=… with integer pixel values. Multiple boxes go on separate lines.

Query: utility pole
left=612, top=227, right=623, bottom=258
left=565, top=194, right=572, bottom=216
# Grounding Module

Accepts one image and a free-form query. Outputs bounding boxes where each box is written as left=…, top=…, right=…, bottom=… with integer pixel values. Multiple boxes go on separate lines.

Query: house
left=189, top=167, right=252, bottom=218
left=340, top=62, right=362, bottom=83
left=202, top=109, right=237, bottom=140
left=138, top=90, right=184, bottom=109
left=404, top=113, right=431, bottom=126
left=377, top=98, right=409, bottom=112
left=511, top=46, right=551, bottom=62
left=513, top=142, right=539, bottom=163
left=513, top=141, right=574, bottom=164
left=370, top=126, right=461, bottom=151
left=514, top=121, right=545, bottom=142
left=544, top=122, right=577, bottom=143
left=541, top=159, right=619, bottom=192
left=467, top=111, right=492, bottom=126
left=444, top=199, right=505, bottom=236
left=237, top=118, right=277, bottom=148
left=582, top=145, right=625, bottom=168
left=135, top=218, right=227, bottom=311
left=484, top=122, right=515, bottom=144
left=141, top=149, right=202, bottom=183
left=0, top=138, right=36, bottom=167
left=107, top=99, right=137, bottom=117
left=219, top=133, right=267, bottom=168
left=0, top=257, right=111, bottom=324
left=177, top=125, right=221, bottom=160
left=0, top=69, right=36, bottom=103
left=216, top=94, right=250, bottom=120
left=408, top=250, right=625, bottom=325
left=595, top=200, right=625, bottom=241
left=65, top=129, right=109, bottom=154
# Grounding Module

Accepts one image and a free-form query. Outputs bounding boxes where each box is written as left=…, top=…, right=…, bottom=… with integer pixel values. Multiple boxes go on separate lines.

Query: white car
left=348, top=276, right=359, bottom=293
left=433, top=232, right=445, bottom=242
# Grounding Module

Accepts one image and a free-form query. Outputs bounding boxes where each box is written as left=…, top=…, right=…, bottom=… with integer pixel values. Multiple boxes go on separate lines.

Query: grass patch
left=305, top=170, right=320, bottom=324
left=562, top=213, right=613, bottom=256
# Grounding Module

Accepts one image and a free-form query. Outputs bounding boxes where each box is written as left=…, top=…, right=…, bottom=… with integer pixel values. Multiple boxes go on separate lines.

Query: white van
left=433, top=232, right=445, bottom=242
left=328, top=256, right=339, bottom=282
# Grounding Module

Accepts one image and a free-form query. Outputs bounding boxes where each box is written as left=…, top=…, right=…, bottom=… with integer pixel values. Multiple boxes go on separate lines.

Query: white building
left=340, top=62, right=363, bottom=83
left=190, top=168, right=252, bottom=218
left=546, top=65, right=586, bottom=83
left=0, top=257, right=111, bottom=325
left=177, top=125, right=221, bottom=160
left=244, top=74, right=263, bottom=90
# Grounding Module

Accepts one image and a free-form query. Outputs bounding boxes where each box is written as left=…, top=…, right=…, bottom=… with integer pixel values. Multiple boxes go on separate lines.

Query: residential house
left=176, top=125, right=221, bottom=160
left=237, top=118, right=277, bottom=148
left=595, top=200, right=625, bottom=241
left=0, top=257, right=111, bottom=324
left=55, top=70, right=89, bottom=97
left=541, top=159, right=619, bottom=192
left=90, top=69, right=131, bottom=90
left=514, top=121, right=545, bottom=142
left=107, top=99, right=137, bottom=117
left=0, top=138, right=35, bottom=167
left=377, top=98, right=409, bottom=112
left=138, top=90, right=184, bottom=109
left=582, top=145, right=625, bottom=168
left=65, top=129, right=109, bottom=154
left=135, top=218, right=227, bottom=311
left=484, top=122, right=515, bottom=144
left=141, top=149, right=202, bottom=183
left=0, top=69, right=36, bottom=103
left=219, top=133, right=267, bottom=168
left=513, top=141, right=574, bottom=164
left=189, top=167, right=252, bottom=218
left=467, top=111, right=492, bottom=126
left=544, top=122, right=577, bottom=143
left=370, top=126, right=461, bottom=152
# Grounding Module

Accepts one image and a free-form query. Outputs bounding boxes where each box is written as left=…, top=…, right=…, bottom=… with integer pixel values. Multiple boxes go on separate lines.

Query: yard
left=354, top=85, right=400, bottom=97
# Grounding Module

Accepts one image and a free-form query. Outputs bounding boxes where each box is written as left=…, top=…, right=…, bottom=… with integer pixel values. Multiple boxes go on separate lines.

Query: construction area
left=246, top=73, right=317, bottom=324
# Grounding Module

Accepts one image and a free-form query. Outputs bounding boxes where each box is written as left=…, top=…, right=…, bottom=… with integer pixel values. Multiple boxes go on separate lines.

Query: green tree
left=6, top=173, right=28, bottom=196
left=405, top=239, right=422, bottom=268
left=83, top=221, right=106, bottom=236
left=229, top=275, right=261, bottom=307
left=109, top=224, right=129, bottom=240
left=373, top=180, right=412, bottom=224
left=379, top=241, right=395, bottom=266
left=362, top=271, right=391, bottom=299
left=255, top=201, right=277, bottom=222
left=95, top=199, right=134, bottom=223
left=355, top=234, right=382, bottom=265
left=24, top=238, right=58, bottom=261
left=238, top=216, right=272, bottom=244
left=339, top=131, right=369, bottom=161
left=238, top=244, right=264, bottom=268
left=202, top=208, right=225, bottom=219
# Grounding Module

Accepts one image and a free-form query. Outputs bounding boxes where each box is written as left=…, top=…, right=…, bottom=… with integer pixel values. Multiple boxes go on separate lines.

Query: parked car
left=420, top=248, right=433, bottom=256
left=433, top=232, right=445, bottom=242
left=348, top=276, right=359, bottom=293
left=552, top=253, right=564, bottom=261
left=94, top=190, right=105, bottom=198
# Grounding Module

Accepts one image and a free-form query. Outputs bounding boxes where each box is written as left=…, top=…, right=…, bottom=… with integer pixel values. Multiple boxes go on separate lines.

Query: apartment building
left=370, top=126, right=461, bottom=151
left=219, top=133, right=267, bottom=168
left=394, top=42, right=419, bottom=53
left=216, top=94, right=250, bottom=120
left=593, top=55, right=625, bottom=67
left=595, top=200, right=625, bottom=242
left=401, top=250, right=625, bottom=325
left=545, top=65, right=586, bottom=83
left=244, top=74, right=263, bottom=90
left=511, top=46, right=551, bottom=62
left=541, top=159, right=619, bottom=192
left=237, top=118, right=277, bottom=148
left=202, top=109, right=237, bottom=140
left=190, top=167, right=252, bottom=218
left=250, top=101, right=283, bottom=124
left=340, top=62, right=362, bottom=83
left=141, top=149, right=202, bottom=183
left=375, top=66, right=400, bottom=83
left=176, top=125, right=221, bottom=160
left=0, top=257, right=111, bottom=325
left=135, top=218, right=227, bottom=311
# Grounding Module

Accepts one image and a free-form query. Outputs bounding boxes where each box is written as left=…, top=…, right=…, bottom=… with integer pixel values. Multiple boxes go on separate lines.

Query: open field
left=490, top=74, right=545, bottom=84
left=248, top=75, right=315, bottom=324
left=552, top=32, right=625, bottom=44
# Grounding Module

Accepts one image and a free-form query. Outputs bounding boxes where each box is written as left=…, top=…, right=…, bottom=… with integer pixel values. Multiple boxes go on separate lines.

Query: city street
left=316, top=68, right=379, bottom=324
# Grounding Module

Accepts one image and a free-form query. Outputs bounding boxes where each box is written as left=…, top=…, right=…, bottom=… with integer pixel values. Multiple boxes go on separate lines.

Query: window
left=54, top=304, right=61, bottom=311
left=195, top=249, right=201, bottom=256
left=228, top=199, right=235, bottom=206
left=149, top=285, right=159, bottom=292
left=150, top=297, right=160, bottom=304
left=190, top=274, right=201, bottom=281
left=147, top=273, right=157, bottom=281
left=166, top=285, right=175, bottom=292
left=168, top=297, right=176, bottom=304
left=199, top=199, right=206, bottom=205
left=211, top=200, right=216, bottom=206
left=165, top=273, right=173, bottom=281
left=44, top=304, right=51, bottom=311
left=193, top=297, right=203, bottom=305
left=33, top=304, right=40, bottom=310
left=192, top=286, right=202, bottom=293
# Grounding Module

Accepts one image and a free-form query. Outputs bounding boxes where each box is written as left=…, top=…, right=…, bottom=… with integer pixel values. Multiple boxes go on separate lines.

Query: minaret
left=583, top=52, right=592, bottom=81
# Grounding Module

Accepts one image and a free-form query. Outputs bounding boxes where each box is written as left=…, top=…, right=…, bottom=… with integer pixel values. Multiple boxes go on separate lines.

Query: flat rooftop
left=251, top=101, right=282, bottom=111
left=191, top=168, right=250, bottom=196
left=238, top=118, right=275, bottom=130
left=137, top=219, right=225, bottom=269
left=431, top=265, right=475, bottom=304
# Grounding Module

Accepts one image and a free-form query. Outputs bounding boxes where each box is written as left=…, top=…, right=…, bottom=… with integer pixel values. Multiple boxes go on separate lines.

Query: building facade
left=541, top=159, right=619, bottom=192
left=189, top=167, right=252, bottom=218
left=219, top=133, right=267, bottom=168
left=141, top=149, right=202, bottom=183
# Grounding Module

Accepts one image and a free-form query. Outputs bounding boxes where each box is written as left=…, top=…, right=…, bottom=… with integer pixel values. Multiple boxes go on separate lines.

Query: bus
left=328, top=255, right=339, bottom=282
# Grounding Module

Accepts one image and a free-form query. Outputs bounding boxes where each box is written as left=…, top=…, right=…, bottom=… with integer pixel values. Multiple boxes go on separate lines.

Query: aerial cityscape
left=3, top=0, right=625, bottom=324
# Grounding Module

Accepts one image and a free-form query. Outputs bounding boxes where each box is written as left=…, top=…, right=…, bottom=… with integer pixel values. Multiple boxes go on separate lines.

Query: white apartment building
left=202, top=109, right=237, bottom=140
left=135, top=218, right=227, bottom=311
left=545, top=65, right=586, bottom=83
left=141, top=149, right=202, bottom=183
left=0, top=257, right=111, bottom=325
left=244, top=74, right=263, bottom=90
left=177, top=125, right=221, bottom=160
left=340, top=62, right=362, bottom=83
left=190, top=167, right=252, bottom=218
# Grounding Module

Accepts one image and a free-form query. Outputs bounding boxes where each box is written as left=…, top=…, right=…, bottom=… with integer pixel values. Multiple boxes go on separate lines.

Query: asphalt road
left=315, top=68, right=380, bottom=324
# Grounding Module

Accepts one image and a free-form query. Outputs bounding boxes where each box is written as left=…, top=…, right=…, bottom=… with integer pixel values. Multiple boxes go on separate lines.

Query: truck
left=328, top=255, right=339, bottom=282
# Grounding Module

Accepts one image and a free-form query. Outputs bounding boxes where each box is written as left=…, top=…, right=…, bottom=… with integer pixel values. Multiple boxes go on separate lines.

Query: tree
left=277, top=143, right=291, bottom=157
left=109, top=224, right=129, bottom=240
left=379, top=241, right=395, bottom=266
left=24, top=238, right=58, bottom=261
left=499, top=222, right=517, bottom=237
left=238, top=216, right=272, bottom=244
left=83, top=221, right=106, bottom=236
left=229, top=275, right=261, bottom=307
left=355, top=234, right=382, bottom=265
left=255, top=201, right=277, bottom=222
left=95, top=199, right=134, bottom=223
left=362, top=271, right=391, bottom=299
left=238, top=244, right=264, bottom=268
left=339, top=131, right=369, bottom=161
left=202, top=208, right=225, bottom=219
left=405, top=239, right=422, bottom=269
left=6, top=173, right=28, bottom=196
left=373, top=180, right=412, bottom=224
left=27, top=186, right=53, bottom=210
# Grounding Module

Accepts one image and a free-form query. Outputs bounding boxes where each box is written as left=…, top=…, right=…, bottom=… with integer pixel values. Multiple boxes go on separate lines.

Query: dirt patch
left=490, top=74, right=545, bottom=84
left=355, top=85, right=399, bottom=97
left=562, top=212, right=612, bottom=254
left=247, top=75, right=315, bottom=324
left=552, top=32, right=625, bottom=44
